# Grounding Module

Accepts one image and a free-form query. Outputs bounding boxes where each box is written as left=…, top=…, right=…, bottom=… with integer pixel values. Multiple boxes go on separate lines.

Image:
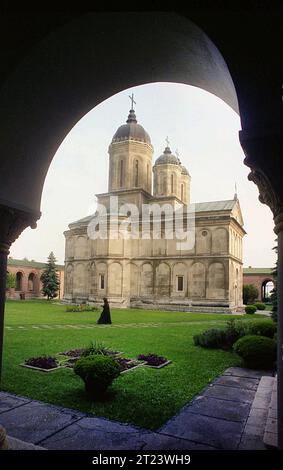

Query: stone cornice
left=0, top=204, right=40, bottom=253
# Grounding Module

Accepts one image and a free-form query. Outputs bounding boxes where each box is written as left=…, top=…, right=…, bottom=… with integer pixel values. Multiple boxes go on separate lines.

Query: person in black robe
left=97, top=297, right=112, bottom=324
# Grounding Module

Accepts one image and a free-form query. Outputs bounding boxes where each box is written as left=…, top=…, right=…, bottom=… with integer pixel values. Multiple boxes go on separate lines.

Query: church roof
left=243, top=267, right=273, bottom=275
left=69, top=214, right=92, bottom=228
left=195, top=200, right=237, bottom=212
left=70, top=199, right=241, bottom=227
left=112, top=109, right=151, bottom=145
left=154, top=145, right=190, bottom=176
left=7, top=258, right=64, bottom=270
left=154, top=146, right=180, bottom=166
left=180, top=165, right=190, bottom=176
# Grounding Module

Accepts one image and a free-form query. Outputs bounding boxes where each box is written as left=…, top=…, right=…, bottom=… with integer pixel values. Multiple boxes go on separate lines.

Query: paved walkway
left=4, top=320, right=227, bottom=331
left=0, top=367, right=273, bottom=450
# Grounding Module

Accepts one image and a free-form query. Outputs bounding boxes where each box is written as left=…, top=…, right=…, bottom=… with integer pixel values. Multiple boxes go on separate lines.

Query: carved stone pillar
left=240, top=129, right=283, bottom=449
left=0, top=204, right=40, bottom=384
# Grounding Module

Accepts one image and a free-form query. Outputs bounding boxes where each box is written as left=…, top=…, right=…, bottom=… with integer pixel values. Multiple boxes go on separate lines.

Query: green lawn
left=2, top=300, right=263, bottom=430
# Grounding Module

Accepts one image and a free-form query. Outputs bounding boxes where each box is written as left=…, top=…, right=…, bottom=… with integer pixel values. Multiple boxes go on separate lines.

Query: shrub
left=74, top=354, right=120, bottom=397
left=66, top=304, right=98, bottom=312
left=224, top=319, right=246, bottom=348
left=25, top=355, right=58, bottom=369
left=254, top=302, right=266, bottom=311
left=243, top=284, right=259, bottom=305
left=233, top=335, right=276, bottom=369
left=245, top=305, right=257, bottom=314
left=193, top=328, right=227, bottom=349
left=246, top=320, right=277, bottom=338
left=81, top=340, right=110, bottom=357
left=193, top=320, right=246, bottom=350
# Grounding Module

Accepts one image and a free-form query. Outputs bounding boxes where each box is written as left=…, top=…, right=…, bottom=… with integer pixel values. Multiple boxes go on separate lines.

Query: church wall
left=172, top=262, right=188, bottom=298
left=180, top=174, right=190, bottom=204
left=140, top=262, right=154, bottom=296
left=189, top=261, right=206, bottom=298
left=108, top=262, right=123, bottom=297
left=64, top=214, right=243, bottom=310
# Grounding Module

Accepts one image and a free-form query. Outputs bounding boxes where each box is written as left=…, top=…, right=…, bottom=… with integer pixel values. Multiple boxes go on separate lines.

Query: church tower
left=108, top=96, right=153, bottom=195
left=153, top=143, right=191, bottom=204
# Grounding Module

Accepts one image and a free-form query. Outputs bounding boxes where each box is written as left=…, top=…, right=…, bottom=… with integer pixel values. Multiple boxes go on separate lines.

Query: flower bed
left=21, top=355, right=63, bottom=372
left=137, top=353, right=171, bottom=369
left=115, top=357, right=145, bottom=374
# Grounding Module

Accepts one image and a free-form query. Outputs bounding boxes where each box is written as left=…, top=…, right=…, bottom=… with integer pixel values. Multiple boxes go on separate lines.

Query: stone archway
left=0, top=10, right=282, bottom=448
left=262, top=278, right=275, bottom=302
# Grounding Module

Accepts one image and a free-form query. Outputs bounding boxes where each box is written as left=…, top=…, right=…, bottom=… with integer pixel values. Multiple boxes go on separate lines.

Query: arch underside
left=0, top=12, right=238, bottom=216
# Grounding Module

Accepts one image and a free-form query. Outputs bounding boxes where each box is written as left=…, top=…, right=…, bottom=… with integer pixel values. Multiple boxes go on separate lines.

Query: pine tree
left=40, top=252, right=60, bottom=300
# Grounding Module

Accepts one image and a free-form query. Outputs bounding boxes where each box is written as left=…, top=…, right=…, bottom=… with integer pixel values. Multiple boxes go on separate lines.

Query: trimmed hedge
left=233, top=335, right=276, bottom=369
left=74, top=354, right=120, bottom=397
left=254, top=302, right=266, bottom=311
left=245, top=305, right=257, bottom=314
left=246, top=320, right=277, bottom=338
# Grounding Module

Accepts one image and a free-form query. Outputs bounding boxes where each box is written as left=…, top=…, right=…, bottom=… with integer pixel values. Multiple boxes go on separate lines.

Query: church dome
left=180, top=165, right=190, bottom=176
left=112, top=109, right=151, bottom=145
left=154, top=146, right=180, bottom=166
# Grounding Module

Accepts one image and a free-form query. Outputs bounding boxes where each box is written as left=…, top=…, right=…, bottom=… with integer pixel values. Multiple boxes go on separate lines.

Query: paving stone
left=223, top=367, right=271, bottom=379
left=258, top=376, right=275, bottom=389
left=249, top=395, right=270, bottom=410
left=214, top=375, right=259, bottom=390
left=203, top=384, right=255, bottom=403
left=160, top=412, right=244, bottom=449
left=41, top=417, right=154, bottom=450
left=7, top=436, right=45, bottom=450
left=238, top=433, right=266, bottom=450
left=254, top=387, right=273, bottom=399
left=243, top=423, right=264, bottom=437
left=0, top=401, right=81, bottom=444
left=0, top=392, right=31, bottom=414
left=268, top=407, right=277, bottom=419
left=265, top=417, right=277, bottom=434
left=246, top=407, right=268, bottom=428
left=186, top=396, right=250, bottom=422
left=263, top=431, right=278, bottom=448
left=142, top=433, right=217, bottom=450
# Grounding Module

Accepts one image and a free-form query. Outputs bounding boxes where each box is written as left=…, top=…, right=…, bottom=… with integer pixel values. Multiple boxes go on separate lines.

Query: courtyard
left=1, top=300, right=264, bottom=430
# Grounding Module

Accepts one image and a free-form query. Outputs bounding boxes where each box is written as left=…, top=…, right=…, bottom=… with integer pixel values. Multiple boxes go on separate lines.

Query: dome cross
left=129, top=93, right=136, bottom=110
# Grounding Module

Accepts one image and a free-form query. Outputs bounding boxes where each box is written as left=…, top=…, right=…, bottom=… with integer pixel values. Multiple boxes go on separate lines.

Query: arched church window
left=181, top=183, right=184, bottom=201
left=171, top=174, right=174, bottom=193
left=147, top=163, right=149, bottom=188
left=163, top=176, right=167, bottom=194
left=135, top=160, right=139, bottom=187
left=120, top=160, right=124, bottom=187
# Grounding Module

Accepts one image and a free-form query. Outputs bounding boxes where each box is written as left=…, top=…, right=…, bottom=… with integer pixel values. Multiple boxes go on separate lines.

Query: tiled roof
left=243, top=267, right=274, bottom=275
left=194, top=200, right=236, bottom=212
left=7, top=258, right=64, bottom=270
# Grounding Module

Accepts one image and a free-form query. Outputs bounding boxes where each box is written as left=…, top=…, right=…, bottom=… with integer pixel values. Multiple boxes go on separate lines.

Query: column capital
left=0, top=204, right=40, bottom=254
left=240, top=129, right=283, bottom=223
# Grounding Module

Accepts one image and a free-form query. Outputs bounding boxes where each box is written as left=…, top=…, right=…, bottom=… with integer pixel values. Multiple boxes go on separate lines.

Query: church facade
left=64, top=105, right=245, bottom=312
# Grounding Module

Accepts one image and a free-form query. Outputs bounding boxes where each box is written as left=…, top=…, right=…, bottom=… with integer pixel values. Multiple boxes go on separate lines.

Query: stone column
left=0, top=204, right=40, bottom=384
left=240, top=130, right=283, bottom=449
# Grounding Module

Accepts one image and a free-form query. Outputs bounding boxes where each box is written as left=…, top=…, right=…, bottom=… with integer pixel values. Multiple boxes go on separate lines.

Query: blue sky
left=10, top=82, right=276, bottom=267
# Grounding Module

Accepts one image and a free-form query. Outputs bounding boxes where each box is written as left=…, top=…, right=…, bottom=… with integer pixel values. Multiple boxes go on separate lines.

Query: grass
left=2, top=300, right=263, bottom=430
